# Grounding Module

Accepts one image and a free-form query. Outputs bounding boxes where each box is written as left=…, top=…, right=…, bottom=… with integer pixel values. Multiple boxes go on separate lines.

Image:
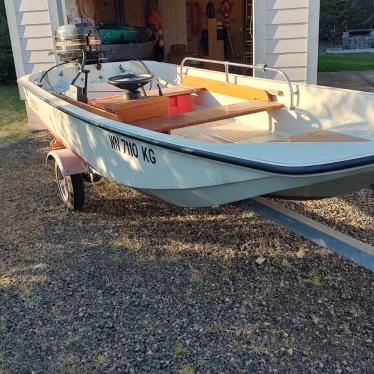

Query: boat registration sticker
left=109, top=134, right=156, bottom=165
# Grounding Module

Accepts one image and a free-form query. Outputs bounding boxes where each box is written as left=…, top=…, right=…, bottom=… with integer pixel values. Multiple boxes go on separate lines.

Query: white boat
left=18, top=57, right=374, bottom=209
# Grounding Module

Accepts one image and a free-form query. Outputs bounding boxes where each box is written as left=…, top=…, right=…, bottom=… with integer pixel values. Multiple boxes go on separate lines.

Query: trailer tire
left=84, top=172, right=102, bottom=184
left=55, top=163, right=85, bottom=211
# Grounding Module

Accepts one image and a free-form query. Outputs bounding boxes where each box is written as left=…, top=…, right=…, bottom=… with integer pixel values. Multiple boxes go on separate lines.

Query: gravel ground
left=0, top=131, right=373, bottom=374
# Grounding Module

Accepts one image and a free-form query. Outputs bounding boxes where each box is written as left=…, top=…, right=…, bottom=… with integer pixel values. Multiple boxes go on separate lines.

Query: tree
left=0, top=0, right=16, bottom=83
left=320, top=0, right=374, bottom=43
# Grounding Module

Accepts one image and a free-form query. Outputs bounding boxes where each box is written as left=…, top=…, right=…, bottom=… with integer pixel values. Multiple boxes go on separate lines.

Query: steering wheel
left=108, top=73, right=154, bottom=92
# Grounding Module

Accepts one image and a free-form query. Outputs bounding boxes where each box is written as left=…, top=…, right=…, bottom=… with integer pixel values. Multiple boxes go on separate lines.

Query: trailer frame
left=241, top=198, right=374, bottom=272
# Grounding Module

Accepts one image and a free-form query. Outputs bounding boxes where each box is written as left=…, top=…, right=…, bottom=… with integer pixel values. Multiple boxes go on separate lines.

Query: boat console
left=107, top=73, right=154, bottom=100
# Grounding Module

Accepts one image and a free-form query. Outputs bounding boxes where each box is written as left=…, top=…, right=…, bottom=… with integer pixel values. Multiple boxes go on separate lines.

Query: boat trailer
left=47, top=145, right=374, bottom=273
left=241, top=199, right=374, bottom=272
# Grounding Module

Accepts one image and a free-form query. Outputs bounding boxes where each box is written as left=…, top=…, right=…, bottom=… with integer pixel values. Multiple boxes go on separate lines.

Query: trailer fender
left=46, top=148, right=88, bottom=178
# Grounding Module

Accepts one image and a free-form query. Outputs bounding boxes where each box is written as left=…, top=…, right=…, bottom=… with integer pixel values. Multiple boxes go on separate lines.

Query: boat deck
left=172, top=120, right=370, bottom=144
left=80, top=82, right=374, bottom=144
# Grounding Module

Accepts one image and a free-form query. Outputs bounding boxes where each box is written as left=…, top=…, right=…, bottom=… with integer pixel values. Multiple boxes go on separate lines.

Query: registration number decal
left=109, top=135, right=156, bottom=165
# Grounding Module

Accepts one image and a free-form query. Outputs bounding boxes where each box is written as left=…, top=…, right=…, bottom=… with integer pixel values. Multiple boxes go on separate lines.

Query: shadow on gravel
left=0, top=132, right=373, bottom=374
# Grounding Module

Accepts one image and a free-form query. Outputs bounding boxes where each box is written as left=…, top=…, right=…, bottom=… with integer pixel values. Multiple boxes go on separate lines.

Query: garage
left=5, top=0, right=320, bottom=86
left=61, top=0, right=252, bottom=65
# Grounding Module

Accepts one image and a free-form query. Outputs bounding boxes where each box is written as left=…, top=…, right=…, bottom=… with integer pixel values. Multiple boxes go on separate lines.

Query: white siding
left=255, top=0, right=320, bottom=84
left=5, top=0, right=58, bottom=84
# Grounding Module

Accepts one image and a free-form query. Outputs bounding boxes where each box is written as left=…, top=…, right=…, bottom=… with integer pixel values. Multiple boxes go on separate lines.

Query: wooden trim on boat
left=134, top=101, right=284, bottom=133
left=182, top=75, right=272, bottom=101
left=90, top=95, right=169, bottom=123
left=52, top=92, right=120, bottom=121
left=146, top=86, right=206, bottom=97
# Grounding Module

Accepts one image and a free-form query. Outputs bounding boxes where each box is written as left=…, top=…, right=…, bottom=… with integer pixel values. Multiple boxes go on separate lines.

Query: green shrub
left=0, top=0, right=16, bottom=83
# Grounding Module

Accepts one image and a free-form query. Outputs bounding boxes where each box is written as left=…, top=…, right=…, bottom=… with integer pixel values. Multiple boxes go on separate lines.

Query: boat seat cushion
left=182, top=75, right=272, bottom=101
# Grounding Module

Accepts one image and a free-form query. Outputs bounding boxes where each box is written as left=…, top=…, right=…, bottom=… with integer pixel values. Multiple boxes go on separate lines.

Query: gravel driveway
left=0, top=132, right=373, bottom=374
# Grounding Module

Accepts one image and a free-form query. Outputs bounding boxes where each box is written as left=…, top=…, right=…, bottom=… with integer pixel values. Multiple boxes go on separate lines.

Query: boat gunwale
left=19, top=76, right=374, bottom=177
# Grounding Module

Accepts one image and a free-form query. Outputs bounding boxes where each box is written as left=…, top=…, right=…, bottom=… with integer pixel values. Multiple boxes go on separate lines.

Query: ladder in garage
left=243, top=0, right=254, bottom=65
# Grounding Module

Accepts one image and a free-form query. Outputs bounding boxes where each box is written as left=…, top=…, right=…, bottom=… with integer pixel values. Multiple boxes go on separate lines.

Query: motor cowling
left=54, top=19, right=102, bottom=64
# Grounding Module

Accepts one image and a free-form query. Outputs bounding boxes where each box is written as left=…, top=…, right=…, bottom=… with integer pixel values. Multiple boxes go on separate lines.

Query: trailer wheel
left=84, top=172, right=102, bottom=184
left=55, top=163, right=85, bottom=211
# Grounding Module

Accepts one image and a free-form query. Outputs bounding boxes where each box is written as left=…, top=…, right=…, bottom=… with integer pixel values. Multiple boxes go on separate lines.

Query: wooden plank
left=146, top=86, right=205, bottom=97
left=92, top=0, right=116, bottom=23
left=88, top=86, right=204, bottom=101
left=182, top=75, right=271, bottom=101
left=52, top=92, right=119, bottom=121
left=134, top=101, right=284, bottom=133
left=90, top=95, right=169, bottom=124
left=124, top=0, right=146, bottom=27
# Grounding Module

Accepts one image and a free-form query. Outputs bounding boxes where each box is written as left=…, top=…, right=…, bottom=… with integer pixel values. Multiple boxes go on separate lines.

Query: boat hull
left=274, top=170, right=374, bottom=199
left=21, top=85, right=374, bottom=207
left=18, top=57, right=374, bottom=208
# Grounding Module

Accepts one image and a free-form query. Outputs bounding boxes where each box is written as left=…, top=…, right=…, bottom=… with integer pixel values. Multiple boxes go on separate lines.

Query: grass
left=60, top=355, right=79, bottom=374
left=318, top=52, right=374, bottom=72
left=93, top=354, right=108, bottom=368
left=174, top=344, right=187, bottom=357
left=112, top=234, right=141, bottom=251
left=309, top=275, right=324, bottom=288
left=250, top=344, right=270, bottom=356
left=0, top=320, right=7, bottom=334
left=179, top=365, right=195, bottom=374
left=0, top=82, right=28, bottom=144
left=66, top=335, right=80, bottom=344
left=0, top=131, right=25, bottom=145
left=311, top=315, right=321, bottom=325
left=350, top=307, right=362, bottom=319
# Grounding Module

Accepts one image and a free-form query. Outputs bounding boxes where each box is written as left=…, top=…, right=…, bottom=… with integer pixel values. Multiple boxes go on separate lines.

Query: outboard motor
left=54, top=18, right=102, bottom=65
left=54, top=18, right=105, bottom=103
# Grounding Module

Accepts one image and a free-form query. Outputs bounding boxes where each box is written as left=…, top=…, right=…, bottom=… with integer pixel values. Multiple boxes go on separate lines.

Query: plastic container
left=167, top=94, right=192, bottom=115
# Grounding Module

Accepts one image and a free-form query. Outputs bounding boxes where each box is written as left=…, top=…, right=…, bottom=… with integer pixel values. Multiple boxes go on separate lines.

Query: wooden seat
left=89, top=86, right=205, bottom=123
left=90, top=95, right=169, bottom=123
left=134, top=100, right=284, bottom=133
